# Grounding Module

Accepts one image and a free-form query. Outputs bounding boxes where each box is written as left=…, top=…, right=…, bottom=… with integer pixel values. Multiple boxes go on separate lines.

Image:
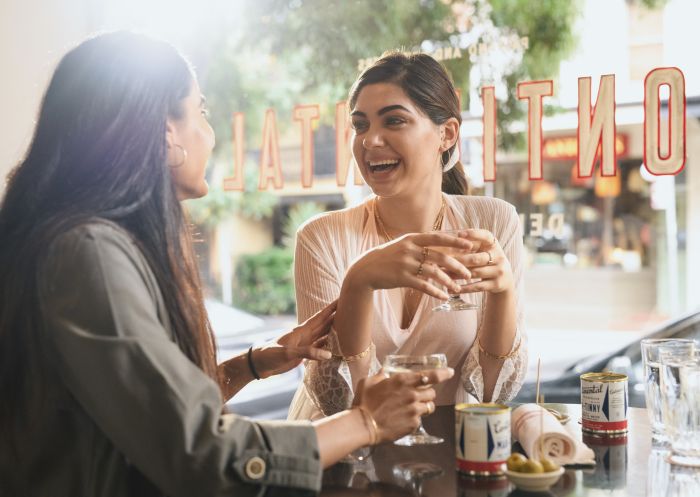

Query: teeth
left=368, top=159, right=399, bottom=166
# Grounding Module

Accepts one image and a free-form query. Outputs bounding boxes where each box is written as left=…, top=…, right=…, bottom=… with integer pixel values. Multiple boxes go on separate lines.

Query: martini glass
left=428, top=230, right=478, bottom=312
left=383, top=353, right=447, bottom=445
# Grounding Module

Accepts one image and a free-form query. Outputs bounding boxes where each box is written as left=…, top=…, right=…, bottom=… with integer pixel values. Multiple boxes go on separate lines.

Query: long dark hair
left=349, top=52, right=469, bottom=196
left=0, top=32, right=217, bottom=456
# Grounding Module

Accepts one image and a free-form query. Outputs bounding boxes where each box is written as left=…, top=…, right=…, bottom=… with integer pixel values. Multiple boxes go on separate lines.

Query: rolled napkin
left=512, top=404, right=595, bottom=466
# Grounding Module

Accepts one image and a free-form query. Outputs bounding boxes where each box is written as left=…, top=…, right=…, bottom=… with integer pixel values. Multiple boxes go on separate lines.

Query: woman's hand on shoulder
left=353, top=367, right=454, bottom=444
left=253, top=300, right=337, bottom=379
left=346, top=233, right=473, bottom=300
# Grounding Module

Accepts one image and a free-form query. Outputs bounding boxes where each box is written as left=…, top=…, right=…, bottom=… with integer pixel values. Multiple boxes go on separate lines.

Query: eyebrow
left=350, top=104, right=412, bottom=118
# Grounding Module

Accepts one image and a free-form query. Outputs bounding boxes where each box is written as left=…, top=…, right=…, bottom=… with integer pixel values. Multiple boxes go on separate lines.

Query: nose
left=362, top=127, right=384, bottom=149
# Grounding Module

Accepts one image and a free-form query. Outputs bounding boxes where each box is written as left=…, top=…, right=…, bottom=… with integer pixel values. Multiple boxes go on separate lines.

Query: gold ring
left=425, top=401, right=435, bottom=416
left=422, top=247, right=430, bottom=261
left=420, top=375, right=429, bottom=385
left=417, top=247, right=430, bottom=277
left=487, top=251, right=495, bottom=266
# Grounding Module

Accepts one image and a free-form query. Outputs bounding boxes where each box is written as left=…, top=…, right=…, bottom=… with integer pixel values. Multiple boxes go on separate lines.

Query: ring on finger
left=425, top=401, right=435, bottom=416
left=416, top=247, right=430, bottom=277
left=420, top=375, right=429, bottom=385
left=487, top=250, right=495, bottom=266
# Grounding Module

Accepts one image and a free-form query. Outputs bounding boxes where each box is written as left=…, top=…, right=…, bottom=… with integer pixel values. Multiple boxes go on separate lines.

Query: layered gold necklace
left=373, top=197, right=447, bottom=328
left=373, top=197, right=446, bottom=242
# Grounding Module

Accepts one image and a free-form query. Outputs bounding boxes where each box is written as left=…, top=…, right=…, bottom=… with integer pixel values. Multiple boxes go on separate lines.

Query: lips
left=367, top=158, right=401, bottom=174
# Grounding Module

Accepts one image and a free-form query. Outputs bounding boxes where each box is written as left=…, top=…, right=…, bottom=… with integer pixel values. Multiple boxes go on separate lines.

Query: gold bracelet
left=477, top=334, right=522, bottom=360
left=356, top=405, right=380, bottom=445
left=333, top=342, right=374, bottom=363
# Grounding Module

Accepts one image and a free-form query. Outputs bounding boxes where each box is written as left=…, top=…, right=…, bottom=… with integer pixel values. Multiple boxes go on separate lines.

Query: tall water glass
left=662, top=353, right=700, bottom=467
left=640, top=338, right=695, bottom=442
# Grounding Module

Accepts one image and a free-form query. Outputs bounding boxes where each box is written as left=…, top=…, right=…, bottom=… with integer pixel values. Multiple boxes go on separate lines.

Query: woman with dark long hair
left=0, top=33, right=452, bottom=496
left=290, top=52, right=526, bottom=421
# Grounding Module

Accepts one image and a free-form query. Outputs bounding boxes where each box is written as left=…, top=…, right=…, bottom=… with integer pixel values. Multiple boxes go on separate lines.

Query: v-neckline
left=384, top=287, right=426, bottom=332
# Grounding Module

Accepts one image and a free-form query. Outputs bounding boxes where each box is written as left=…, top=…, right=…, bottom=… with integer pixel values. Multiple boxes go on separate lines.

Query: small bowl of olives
left=504, top=453, right=564, bottom=492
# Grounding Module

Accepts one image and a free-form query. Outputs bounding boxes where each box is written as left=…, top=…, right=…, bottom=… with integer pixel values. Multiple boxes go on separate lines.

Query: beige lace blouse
left=288, top=194, right=528, bottom=420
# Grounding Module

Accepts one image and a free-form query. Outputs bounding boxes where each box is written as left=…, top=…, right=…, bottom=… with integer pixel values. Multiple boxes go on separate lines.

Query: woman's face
left=350, top=82, right=448, bottom=199
left=167, top=79, right=215, bottom=200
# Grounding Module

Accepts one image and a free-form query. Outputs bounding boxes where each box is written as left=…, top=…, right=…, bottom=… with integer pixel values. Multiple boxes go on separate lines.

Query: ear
left=165, top=118, right=179, bottom=149
left=440, top=117, right=460, bottom=151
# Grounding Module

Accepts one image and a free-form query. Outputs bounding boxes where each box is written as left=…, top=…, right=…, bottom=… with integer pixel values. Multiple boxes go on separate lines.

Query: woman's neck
left=375, top=192, right=445, bottom=236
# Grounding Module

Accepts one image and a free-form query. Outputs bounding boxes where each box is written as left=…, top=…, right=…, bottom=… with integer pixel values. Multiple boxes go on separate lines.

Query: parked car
left=205, top=300, right=302, bottom=420
left=514, top=309, right=700, bottom=407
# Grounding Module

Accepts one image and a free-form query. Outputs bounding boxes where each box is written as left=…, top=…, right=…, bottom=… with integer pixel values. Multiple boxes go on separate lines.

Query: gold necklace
left=373, top=197, right=446, bottom=241
left=373, top=197, right=447, bottom=328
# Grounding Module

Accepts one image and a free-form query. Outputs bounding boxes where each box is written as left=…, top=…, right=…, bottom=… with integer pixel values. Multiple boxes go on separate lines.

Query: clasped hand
left=349, top=229, right=513, bottom=300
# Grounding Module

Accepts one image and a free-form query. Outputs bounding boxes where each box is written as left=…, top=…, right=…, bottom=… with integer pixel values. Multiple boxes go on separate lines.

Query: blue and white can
left=455, top=403, right=511, bottom=477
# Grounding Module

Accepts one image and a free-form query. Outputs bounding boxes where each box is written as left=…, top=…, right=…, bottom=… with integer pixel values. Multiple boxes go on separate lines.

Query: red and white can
left=580, top=372, right=628, bottom=434
left=455, top=403, right=511, bottom=477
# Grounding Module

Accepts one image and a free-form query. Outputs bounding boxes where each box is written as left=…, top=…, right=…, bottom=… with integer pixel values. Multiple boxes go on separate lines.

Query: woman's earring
left=440, top=147, right=460, bottom=172
left=168, top=144, right=188, bottom=168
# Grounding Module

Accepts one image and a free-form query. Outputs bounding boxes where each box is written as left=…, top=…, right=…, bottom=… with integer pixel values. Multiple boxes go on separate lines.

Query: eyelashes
left=351, top=117, right=406, bottom=132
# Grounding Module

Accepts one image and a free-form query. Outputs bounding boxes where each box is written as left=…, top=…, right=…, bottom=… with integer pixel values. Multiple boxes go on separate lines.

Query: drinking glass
left=383, top=354, right=447, bottom=445
left=428, top=230, right=478, bottom=312
left=662, top=352, right=700, bottom=467
left=647, top=447, right=700, bottom=497
left=393, top=462, right=443, bottom=496
left=641, top=338, right=695, bottom=442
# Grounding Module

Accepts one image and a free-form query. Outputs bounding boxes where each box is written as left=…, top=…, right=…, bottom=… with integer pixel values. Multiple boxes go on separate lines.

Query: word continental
left=223, top=68, right=686, bottom=192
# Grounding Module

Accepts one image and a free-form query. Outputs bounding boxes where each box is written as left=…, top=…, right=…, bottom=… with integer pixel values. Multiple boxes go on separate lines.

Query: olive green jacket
left=8, top=222, right=321, bottom=497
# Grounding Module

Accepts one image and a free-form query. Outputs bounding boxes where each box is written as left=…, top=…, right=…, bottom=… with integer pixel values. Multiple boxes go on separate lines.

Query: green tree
left=237, top=0, right=580, bottom=150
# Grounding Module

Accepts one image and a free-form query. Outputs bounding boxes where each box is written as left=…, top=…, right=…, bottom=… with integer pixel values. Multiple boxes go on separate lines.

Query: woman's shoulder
left=51, top=219, right=138, bottom=254
left=296, top=200, right=370, bottom=240
left=45, top=219, right=146, bottom=275
left=448, top=194, right=518, bottom=220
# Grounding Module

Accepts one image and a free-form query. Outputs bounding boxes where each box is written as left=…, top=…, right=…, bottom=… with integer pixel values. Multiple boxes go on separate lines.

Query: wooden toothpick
left=536, top=357, right=544, bottom=461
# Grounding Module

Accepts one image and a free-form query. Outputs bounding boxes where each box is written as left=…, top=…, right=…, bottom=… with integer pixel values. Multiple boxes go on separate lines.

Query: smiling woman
left=289, top=52, right=528, bottom=423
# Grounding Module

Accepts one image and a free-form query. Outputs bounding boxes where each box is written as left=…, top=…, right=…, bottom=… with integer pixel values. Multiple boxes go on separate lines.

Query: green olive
left=506, top=453, right=528, bottom=471
left=519, top=459, right=545, bottom=474
left=540, top=458, right=560, bottom=472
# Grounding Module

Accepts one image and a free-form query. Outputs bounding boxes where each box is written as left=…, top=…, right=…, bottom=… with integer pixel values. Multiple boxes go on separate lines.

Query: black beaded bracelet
left=247, top=346, right=261, bottom=380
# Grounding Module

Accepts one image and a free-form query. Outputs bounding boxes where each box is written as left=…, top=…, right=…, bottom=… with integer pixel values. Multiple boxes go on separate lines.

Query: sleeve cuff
left=231, top=420, right=322, bottom=492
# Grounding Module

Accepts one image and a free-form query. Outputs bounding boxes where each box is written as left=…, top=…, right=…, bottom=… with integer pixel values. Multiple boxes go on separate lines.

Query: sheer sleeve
left=460, top=203, right=528, bottom=403
left=293, top=220, right=380, bottom=417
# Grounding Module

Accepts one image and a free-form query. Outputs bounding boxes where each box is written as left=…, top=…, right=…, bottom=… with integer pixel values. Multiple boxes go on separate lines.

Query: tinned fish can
left=455, top=403, right=511, bottom=477
left=580, top=372, right=628, bottom=435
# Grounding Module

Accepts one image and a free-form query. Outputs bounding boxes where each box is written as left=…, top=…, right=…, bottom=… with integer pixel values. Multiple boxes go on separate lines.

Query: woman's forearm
left=314, top=409, right=372, bottom=468
left=218, top=354, right=255, bottom=401
left=478, top=289, right=517, bottom=401
left=334, top=266, right=375, bottom=357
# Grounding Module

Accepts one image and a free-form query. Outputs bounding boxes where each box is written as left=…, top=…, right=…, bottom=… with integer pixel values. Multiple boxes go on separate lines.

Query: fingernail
left=447, top=367, right=455, bottom=377
left=320, top=350, right=332, bottom=360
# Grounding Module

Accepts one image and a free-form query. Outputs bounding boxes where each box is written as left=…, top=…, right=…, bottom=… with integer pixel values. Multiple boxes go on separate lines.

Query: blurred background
left=2, top=0, right=700, bottom=416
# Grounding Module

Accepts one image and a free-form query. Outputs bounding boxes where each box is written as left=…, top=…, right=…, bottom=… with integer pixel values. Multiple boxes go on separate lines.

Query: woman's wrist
left=352, top=406, right=379, bottom=446
left=343, top=262, right=374, bottom=293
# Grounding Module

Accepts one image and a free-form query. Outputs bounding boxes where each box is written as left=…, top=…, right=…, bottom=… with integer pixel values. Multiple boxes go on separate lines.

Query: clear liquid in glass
left=384, top=354, right=447, bottom=446
left=427, top=242, right=478, bottom=312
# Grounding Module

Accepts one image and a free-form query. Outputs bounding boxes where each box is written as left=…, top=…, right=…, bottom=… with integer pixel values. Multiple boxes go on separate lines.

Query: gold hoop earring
left=168, top=144, right=187, bottom=168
